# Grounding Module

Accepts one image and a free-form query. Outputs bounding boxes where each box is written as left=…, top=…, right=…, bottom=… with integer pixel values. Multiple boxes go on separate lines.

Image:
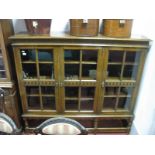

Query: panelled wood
left=0, top=20, right=21, bottom=129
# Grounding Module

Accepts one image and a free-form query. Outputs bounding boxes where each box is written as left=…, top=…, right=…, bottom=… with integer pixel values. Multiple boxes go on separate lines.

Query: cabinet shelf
left=22, top=61, right=36, bottom=64
left=27, top=94, right=39, bottom=96
left=39, top=62, right=53, bottom=64
left=64, top=61, right=97, bottom=65
left=65, top=97, right=79, bottom=100
left=108, top=62, right=138, bottom=65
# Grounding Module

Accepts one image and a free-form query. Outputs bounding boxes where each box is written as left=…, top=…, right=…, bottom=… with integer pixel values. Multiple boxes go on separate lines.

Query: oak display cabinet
left=10, top=34, right=151, bottom=134
left=0, top=20, right=21, bottom=128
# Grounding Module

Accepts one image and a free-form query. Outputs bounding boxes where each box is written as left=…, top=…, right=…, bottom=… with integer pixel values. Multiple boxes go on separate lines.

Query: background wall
left=130, top=19, right=155, bottom=134
left=12, top=19, right=155, bottom=134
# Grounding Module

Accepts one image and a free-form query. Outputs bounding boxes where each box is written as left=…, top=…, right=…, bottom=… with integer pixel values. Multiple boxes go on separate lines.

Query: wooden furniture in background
left=0, top=112, right=20, bottom=134
left=25, top=19, right=52, bottom=34
left=10, top=33, right=150, bottom=134
left=0, top=20, right=21, bottom=128
left=70, top=19, right=99, bottom=36
left=102, top=19, right=133, bottom=38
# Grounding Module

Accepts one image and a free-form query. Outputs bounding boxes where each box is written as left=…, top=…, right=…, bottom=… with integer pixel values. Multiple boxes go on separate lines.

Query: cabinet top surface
left=9, top=33, right=151, bottom=48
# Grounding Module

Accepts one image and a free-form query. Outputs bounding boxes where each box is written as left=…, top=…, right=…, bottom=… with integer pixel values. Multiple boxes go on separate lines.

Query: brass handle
left=32, top=20, right=38, bottom=29
left=101, top=82, right=104, bottom=88
left=83, top=19, right=88, bottom=24
left=55, top=82, right=59, bottom=87
left=60, top=82, right=64, bottom=87
left=119, top=20, right=126, bottom=28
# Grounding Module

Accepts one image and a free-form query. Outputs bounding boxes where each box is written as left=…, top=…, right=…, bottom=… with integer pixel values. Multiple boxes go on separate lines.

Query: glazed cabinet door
left=13, top=47, right=60, bottom=114
left=58, top=47, right=103, bottom=113
left=0, top=48, right=7, bottom=79
left=98, top=48, right=146, bottom=113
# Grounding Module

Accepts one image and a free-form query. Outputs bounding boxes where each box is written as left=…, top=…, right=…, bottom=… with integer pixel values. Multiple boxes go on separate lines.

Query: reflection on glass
left=103, top=97, right=116, bottom=109
left=27, top=96, right=40, bottom=109
left=125, top=52, right=140, bottom=63
left=82, top=50, right=97, bottom=62
left=22, top=64, right=37, bottom=78
left=20, top=49, right=36, bottom=61
left=109, top=51, right=124, bottom=62
left=117, top=97, right=131, bottom=109
left=64, top=50, right=80, bottom=61
left=65, top=100, right=78, bottom=110
left=38, top=50, right=53, bottom=61
left=26, top=86, right=39, bottom=94
left=108, top=65, right=121, bottom=78
left=39, top=64, right=54, bottom=79
left=120, top=87, right=133, bottom=96
left=82, top=64, right=96, bottom=79
left=42, top=97, right=56, bottom=110
left=65, top=87, right=78, bottom=97
left=81, top=87, right=95, bottom=98
left=123, top=65, right=138, bottom=79
left=65, top=64, right=79, bottom=80
left=41, top=87, right=55, bottom=94
left=80, top=100, right=93, bottom=111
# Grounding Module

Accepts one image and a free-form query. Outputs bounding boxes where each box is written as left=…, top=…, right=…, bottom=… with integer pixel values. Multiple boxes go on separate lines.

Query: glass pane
left=107, top=65, right=121, bottom=78
left=117, top=97, right=131, bottom=109
left=39, top=64, right=54, bottom=79
left=82, top=50, right=97, bottom=62
left=0, top=57, right=6, bottom=78
left=82, top=64, right=97, bottom=79
left=103, top=97, right=116, bottom=109
left=38, top=49, right=53, bottom=61
left=0, top=58, right=5, bottom=70
left=22, top=64, right=37, bottom=78
left=41, top=87, right=55, bottom=95
left=26, top=86, right=39, bottom=95
left=65, top=64, right=79, bottom=80
left=105, top=87, right=119, bottom=96
left=42, top=97, right=56, bottom=110
left=0, top=71, right=6, bottom=78
left=65, top=100, right=78, bottom=110
left=20, top=49, right=36, bottom=61
left=108, top=51, right=124, bottom=62
left=80, top=100, right=94, bottom=111
left=117, top=87, right=133, bottom=110
left=27, top=96, right=40, bottom=109
left=125, top=52, right=140, bottom=63
left=120, top=87, right=133, bottom=96
left=64, top=50, right=80, bottom=61
left=65, top=87, right=78, bottom=97
left=81, top=87, right=95, bottom=98
left=97, top=119, right=129, bottom=128
left=123, top=65, right=138, bottom=79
